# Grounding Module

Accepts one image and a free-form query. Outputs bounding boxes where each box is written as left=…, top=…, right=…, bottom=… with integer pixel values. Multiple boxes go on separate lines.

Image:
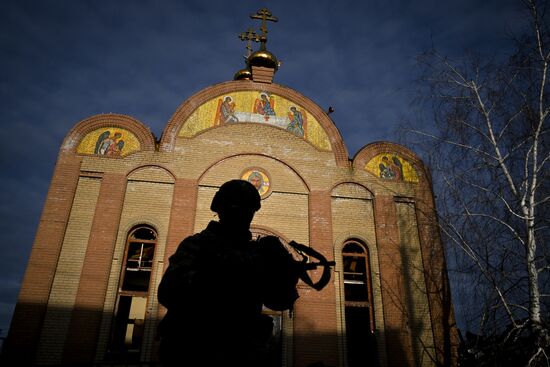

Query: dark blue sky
left=0, top=0, right=523, bottom=334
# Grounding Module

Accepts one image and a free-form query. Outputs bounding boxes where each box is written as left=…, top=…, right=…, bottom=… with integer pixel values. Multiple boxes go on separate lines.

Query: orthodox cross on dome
left=250, top=8, right=278, bottom=40
left=239, top=27, right=260, bottom=58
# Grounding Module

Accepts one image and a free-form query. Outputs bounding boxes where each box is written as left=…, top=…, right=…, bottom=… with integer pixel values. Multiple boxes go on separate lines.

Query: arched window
left=342, top=240, right=378, bottom=366
left=108, top=225, right=157, bottom=361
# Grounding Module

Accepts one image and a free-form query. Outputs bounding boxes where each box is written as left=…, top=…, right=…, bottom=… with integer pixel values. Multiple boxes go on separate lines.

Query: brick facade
left=5, top=79, right=458, bottom=366
left=63, top=173, right=127, bottom=364
left=3, top=154, right=82, bottom=365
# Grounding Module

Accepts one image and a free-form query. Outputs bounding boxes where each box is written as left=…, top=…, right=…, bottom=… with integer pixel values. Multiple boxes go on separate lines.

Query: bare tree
left=407, top=0, right=550, bottom=365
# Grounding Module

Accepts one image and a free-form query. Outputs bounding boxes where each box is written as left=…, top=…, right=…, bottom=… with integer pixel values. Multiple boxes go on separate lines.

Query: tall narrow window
left=109, top=226, right=157, bottom=361
left=342, top=240, right=378, bottom=367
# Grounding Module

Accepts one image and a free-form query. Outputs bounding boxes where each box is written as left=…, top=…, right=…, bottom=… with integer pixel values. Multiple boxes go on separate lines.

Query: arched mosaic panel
left=365, top=153, right=419, bottom=183
left=178, top=91, right=332, bottom=151
left=77, top=128, right=141, bottom=157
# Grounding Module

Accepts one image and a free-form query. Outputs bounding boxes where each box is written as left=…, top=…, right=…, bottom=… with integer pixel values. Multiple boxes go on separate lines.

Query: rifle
left=255, top=236, right=336, bottom=310
left=287, top=241, right=336, bottom=291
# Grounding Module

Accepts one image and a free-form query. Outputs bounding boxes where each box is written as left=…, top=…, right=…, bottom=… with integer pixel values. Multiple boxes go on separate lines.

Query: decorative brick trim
left=161, top=178, right=199, bottom=273
left=414, top=187, right=460, bottom=366
left=157, top=177, right=198, bottom=326
left=126, top=164, right=176, bottom=179
left=62, top=173, right=127, bottom=364
left=293, top=191, right=339, bottom=367
left=329, top=180, right=374, bottom=198
left=160, top=80, right=350, bottom=167
left=373, top=194, right=415, bottom=367
left=197, top=152, right=311, bottom=193
left=251, top=66, right=275, bottom=83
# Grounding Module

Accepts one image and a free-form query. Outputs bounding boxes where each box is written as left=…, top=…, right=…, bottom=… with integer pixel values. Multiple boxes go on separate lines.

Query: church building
left=4, top=9, right=457, bottom=367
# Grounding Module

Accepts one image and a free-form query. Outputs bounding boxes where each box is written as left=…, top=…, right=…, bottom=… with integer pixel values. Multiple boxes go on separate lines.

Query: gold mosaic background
left=178, top=91, right=332, bottom=151
left=77, top=128, right=141, bottom=157
left=365, top=153, right=419, bottom=183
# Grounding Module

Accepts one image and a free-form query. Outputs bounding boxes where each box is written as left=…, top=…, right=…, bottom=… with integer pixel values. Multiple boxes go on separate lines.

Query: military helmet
left=210, top=179, right=261, bottom=213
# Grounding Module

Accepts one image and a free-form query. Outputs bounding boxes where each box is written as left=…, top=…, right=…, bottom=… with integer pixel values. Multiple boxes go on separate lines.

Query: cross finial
left=250, top=8, right=278, bottom=38
left=239, top=27, right=260, bottom=58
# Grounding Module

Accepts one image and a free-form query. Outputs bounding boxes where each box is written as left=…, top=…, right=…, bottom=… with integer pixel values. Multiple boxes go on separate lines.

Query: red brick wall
left=414, top=184, right=459, bottom=366
left=162, top=178, right=199, bottom=269
left=2, top=154, right=82, bottom=365
left=150, top=178, right=198, bottom=361
left=374, top=195, right=415, bottom=367
left=62, top=173, right=127, bottom=364
left=294, top=191, right=339, bottom=367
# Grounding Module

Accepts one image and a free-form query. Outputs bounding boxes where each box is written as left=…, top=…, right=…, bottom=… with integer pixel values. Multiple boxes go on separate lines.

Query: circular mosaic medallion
left=241, top=168, right=271, bottom=198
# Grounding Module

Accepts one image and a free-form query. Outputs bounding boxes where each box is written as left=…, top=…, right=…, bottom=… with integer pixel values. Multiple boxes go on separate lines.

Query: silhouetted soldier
left=158, top=180, right=284, bottom=366
left=158, top=179, right=334, bottom=366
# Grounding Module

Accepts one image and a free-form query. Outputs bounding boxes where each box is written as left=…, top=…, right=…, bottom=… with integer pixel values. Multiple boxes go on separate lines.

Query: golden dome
left=233, top=68, right=252, bottom=80
left=247, top=48, right=279, bottom=71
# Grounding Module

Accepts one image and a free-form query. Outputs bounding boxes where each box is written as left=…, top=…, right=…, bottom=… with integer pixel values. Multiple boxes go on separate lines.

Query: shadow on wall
left=2, top=302, right=160, bottom=366
left=398, top=240, right=457, bottom=367
left=0, top=303, right=413, bottom=367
